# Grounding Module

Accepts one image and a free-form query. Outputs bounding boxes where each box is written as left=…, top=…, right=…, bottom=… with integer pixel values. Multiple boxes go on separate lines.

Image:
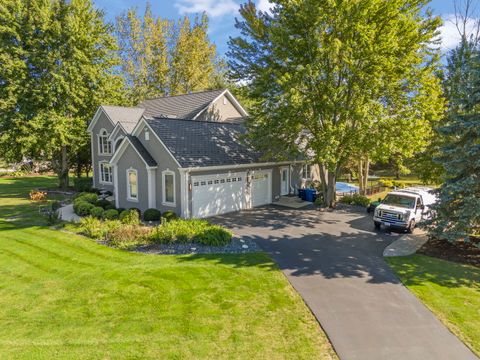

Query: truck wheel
left=407, top=220, right=415, bottom=234
left=374, top=221, right=381, bottom=230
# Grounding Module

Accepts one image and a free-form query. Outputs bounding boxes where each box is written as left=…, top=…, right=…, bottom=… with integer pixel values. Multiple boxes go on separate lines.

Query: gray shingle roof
left=146, top=118, right=263, bottom=168
left=127, top=136, right=157, bottom=167
left=139, top=89, right=225, bottom=119
left=101, top=106, right=145, bottom=129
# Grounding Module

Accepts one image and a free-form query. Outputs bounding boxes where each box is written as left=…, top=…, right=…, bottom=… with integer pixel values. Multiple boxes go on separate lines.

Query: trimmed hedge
left=90, top=206, right=105, bottom=219
left=144, top=208, right=161, bottom=221
left=95, top=199, right=111, bottom=209
left=104, top=209, right=119, bottom=220
left=339, top=193, right=370, bottom=207
left=74, top=193, right=98, bottom=204
left=75, top=202, right=95, bottom=216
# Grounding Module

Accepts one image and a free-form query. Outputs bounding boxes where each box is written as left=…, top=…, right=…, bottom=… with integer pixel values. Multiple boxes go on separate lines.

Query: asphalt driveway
left=212, top=205, right=478, bottom=360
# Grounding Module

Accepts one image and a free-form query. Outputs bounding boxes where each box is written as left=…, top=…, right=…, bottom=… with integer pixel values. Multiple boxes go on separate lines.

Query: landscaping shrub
left=106, top=224, right=152, bottom=249
left=45, top=210, right=61, bottom=226
left=129, top=207, right=141, bottom=217
left=104, top=209, right=119, bottom=220
left=75, top=202, right=95, bottom=216
left=79, top=217, right=105, bottom=238
left=90, top=206, right=105, bottom=219
left=117, top=208, right=125, bottom=214
left=95, top=199, right=111, bottom=209
left=119, top=209, right=140, bottom=225
left=151, top=219, right=232, bottom=245
left=339, top=194, right=370, bottom=207
left=392, top=180, right=404, bottom=188
left=74, top=193, right=98, bottom=204
left=143, top=208, right=161, bottom=221
left=73, top=177, right=93, bottom=192
left=379, top=179, right=393, bottom=188
left=162, top=210, right=178, bottom=222
left=104, top=204, right=116, bottom=210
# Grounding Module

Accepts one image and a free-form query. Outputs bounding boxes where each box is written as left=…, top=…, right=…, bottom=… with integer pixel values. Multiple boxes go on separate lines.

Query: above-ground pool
left=336, top=182, right=359, bottom=193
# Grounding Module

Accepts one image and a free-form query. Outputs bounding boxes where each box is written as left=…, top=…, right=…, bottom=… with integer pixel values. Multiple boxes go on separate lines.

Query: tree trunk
left=58, top=146, right=69, bottom=189
left=319, top=164, right=336, bottom=207
left=357, top=156, right=370, bottom=196
left=358, top=158, right=364, bottom=195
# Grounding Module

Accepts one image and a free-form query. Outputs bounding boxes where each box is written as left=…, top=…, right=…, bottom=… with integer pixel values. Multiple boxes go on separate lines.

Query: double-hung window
left=98, top=129, right=112, bottom=155
left=127, top=169, right=138, bottom=201
left=99, top=162, right=112, bottom=184
left=162, top=170, right=175, bottom=206
left=302, top=164, right=312, bottom=179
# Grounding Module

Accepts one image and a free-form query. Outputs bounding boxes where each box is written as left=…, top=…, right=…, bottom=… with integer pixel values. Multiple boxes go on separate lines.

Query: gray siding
left=90, top=111, right=115, bottom=192
left=196, top=94, right=244, bottom=122
left=115, top=145, right=149, bottom=211
left=134, top=123, right=182, bottom=216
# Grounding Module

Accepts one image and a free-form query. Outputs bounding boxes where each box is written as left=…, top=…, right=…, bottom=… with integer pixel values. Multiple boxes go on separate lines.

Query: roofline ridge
left=139, top=88, right=225, bottom=103
left=145, top=117, right=243, bottom=125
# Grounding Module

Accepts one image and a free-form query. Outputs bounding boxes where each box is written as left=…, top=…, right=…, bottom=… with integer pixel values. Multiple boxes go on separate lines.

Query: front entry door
left=280, top=167, right=289, bottom=195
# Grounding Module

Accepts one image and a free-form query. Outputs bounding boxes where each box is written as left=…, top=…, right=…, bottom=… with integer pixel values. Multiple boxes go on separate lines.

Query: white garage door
left=251, top=171, right=271, bottom=207
left=192, top=172, right=247, bottom=218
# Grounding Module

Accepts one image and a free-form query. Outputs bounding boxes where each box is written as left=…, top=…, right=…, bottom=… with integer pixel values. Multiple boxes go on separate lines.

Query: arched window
left=98, top=129, right=112, bottom=155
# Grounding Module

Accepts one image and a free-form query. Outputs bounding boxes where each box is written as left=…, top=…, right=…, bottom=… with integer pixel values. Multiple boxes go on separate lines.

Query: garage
left=191, top=172, right=247, bottom=218
left=251, top=170, right=272, bottom=207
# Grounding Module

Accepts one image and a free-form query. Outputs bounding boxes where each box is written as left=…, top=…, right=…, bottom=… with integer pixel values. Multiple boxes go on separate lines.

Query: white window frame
left=99, top=161, right=113, bottom=184
left=302, top=164, right=312, bottom=180
left=98, top=128, right=112, bottom=155
left=162, top=169, right=176, bottom=206
left=126, top=168, right=139, bottom=202
left=144, top=128, right=150, bottom=141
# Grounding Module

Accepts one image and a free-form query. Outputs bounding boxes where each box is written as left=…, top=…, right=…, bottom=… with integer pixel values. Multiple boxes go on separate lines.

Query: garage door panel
left=192, top=172, right=246, bottom=218
left=252, top=171, right=271, bottom=207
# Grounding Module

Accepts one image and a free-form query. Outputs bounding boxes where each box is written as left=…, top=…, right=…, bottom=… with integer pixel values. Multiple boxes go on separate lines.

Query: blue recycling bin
left=298, top=189, right=306, bottom=201
left=305, top=189, right=316, bottom=202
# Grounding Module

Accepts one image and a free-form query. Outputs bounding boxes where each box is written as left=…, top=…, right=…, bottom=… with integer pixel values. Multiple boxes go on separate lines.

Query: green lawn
left=387, top=255, right=480, bottom=356
left=0, top=176, right=336, bottom=359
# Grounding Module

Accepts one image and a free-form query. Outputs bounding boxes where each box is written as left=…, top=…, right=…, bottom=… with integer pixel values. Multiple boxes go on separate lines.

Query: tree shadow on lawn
left=175, top=252, right=279, bottom=271
left=387, top=254, right=480, bottom=289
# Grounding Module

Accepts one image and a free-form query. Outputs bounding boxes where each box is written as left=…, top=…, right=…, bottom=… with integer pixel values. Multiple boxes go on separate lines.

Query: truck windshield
left=382, top=194, right=416, bottom=209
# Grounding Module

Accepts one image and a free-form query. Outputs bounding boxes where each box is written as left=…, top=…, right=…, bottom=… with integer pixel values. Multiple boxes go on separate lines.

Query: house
left=87, top=89, right=310, bottom=218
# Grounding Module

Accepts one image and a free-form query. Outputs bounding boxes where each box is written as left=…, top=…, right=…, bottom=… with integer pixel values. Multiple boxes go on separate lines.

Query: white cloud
left=438, top=14, right=479, bottom=51
left=175, top=0, right=239, bottom=18
left=257, top=0, right=273, bottom=13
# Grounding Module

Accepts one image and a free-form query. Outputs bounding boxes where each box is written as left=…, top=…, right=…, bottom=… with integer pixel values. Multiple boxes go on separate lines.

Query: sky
left=93, top=0, right=478, bottom=56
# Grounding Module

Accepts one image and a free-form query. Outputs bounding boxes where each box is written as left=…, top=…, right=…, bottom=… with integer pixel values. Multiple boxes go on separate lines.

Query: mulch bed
left=418, top=236, right=480, bottom=267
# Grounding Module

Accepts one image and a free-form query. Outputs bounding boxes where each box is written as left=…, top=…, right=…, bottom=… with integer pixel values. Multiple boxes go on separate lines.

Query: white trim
left=108, top=122, right=126, bottom=141
left=131, top=117, right=182, bottom=168
left=126, top=168, right=139, bottom=202
left=91, top=133, right=96, bottom=188
left=98, top=161, right=113, bottom=185
left=113, top=164, right=119, bottom=205
left=162, top=169, right=176, bottom=207
left=87, top=106, right=115, bottom=133
left=181, top=160, right=304, bottom=173
left=97, top=128, right=113, bottom=156
left=113, top=136, right=125, bottom=152
left=179, top=169, right=189, bottom=218
left=280, top=166, right=289, bottom=195
left=147, top=168, right=156, bottom=208
left=192, top=89, right=249, bottom=120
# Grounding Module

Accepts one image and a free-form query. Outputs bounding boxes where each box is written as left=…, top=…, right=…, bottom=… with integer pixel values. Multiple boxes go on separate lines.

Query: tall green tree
left=0, top=0, right=124, bottom=188
left=116, top=7, right=221, bottom=102
left=425, top=40, right=480, bottom=242
left=228, top=0, right=444, bottom=206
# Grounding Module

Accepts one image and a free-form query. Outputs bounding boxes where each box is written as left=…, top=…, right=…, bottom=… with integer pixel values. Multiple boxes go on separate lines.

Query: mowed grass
left=387, top=255, right=480, bottom=356
left=0, top=176, right=336, bottom=359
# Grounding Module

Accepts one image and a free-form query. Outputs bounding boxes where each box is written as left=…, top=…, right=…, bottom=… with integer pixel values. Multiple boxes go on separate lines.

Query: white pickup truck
left=373, top=187, right=437, bottom=233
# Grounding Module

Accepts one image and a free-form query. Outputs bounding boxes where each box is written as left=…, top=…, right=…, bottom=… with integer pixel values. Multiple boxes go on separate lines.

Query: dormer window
left=144, top=128, right=150, bottom=141
left=98, top=129, right=112, bottom=155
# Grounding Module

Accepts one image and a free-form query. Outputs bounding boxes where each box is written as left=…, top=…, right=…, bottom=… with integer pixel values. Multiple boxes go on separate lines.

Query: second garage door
left=191, top=172, right=247, bottom=218
left=251, top=171, right=272, bottom=207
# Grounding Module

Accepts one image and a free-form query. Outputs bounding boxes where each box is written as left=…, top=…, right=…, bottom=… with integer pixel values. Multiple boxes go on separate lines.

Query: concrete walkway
left=383, top=231, right=429, bottom=257
left=212, top=206, right=477, bottom=360
left=59, top=204, right=80, bottom=222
